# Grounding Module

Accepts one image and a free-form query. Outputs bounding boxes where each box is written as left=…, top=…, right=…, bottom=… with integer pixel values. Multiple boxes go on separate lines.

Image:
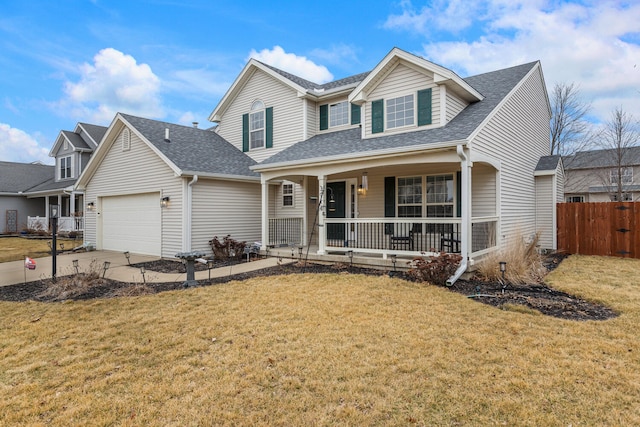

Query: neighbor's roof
left=535, top=155, right=562, bottom=171
left=24, top=178, right=75, bottom=194
left=256, top=61, right=540, bottom=168
left=120, top=114, right=259, bottom=178
left=563, top=146, right=640, bottom=170
left=0, top=161, right=54, bottom=193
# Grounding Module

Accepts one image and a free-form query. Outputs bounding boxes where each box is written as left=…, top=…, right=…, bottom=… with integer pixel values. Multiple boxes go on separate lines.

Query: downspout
left=446, top=144, right=470, bottom=286
left=185, top=175, right=198, bottom=251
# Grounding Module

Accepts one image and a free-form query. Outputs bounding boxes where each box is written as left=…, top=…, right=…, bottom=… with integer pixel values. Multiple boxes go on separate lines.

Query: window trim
left=282, top=183, right=294, bottom=207
left=425, top=173, right=455, bottom=218
left=249, top=100, right=265, bottom=150
left=60, top=156, right=72, bottom=180
left=386, top=93, right=415, bottom=130
left=328, top=101, right=349, bottom=128
left=397, top=176, right=423, bottom=218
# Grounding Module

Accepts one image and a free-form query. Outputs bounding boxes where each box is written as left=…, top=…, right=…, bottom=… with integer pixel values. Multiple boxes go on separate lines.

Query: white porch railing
left=27, top=216, right=84, bottom=233
left=268, top=217, right=303, bottom=246
left=266, top=216, right=498, bottom=257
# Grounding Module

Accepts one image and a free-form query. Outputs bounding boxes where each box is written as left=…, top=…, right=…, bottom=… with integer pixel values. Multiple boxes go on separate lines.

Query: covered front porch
left=257, top=145, right=500, bottom=270
left=27, top=192, right=85, bottom=233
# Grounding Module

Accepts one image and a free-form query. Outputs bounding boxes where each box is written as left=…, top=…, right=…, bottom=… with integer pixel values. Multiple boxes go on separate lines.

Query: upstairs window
left=282, top=183, right=294, bottom=207
left=610, top=167, right=633, bottom=184
left=386, top=94, right=414, bottom=129
left=60, top=156, right=72, bottom=179
left=249, top=100, right=265, bottom=149
left=329, top=101, right=349, bottom=127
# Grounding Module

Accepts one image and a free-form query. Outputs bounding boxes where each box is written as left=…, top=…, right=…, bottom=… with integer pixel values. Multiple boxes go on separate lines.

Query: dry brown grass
left=0, top=237, right=78, bottom=263
left=1, top=256, right=640, bottom=425
left=476, top=233, right=546, bottom=284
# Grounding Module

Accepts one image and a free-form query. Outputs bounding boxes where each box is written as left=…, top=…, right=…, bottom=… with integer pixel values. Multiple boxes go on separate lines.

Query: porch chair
left=389, top=223, right=421, bottom=251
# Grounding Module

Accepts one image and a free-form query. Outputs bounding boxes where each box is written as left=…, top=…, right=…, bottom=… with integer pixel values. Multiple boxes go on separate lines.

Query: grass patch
left=0, top=237, right=78, bottom=263
left=1, top=256, right=639, bottom=425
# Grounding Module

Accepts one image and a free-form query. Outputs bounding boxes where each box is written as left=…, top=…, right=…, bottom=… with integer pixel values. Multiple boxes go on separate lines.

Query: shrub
left=407, top=252, right=462, bottom=286
left=38, top=260, right=105, bottom=301
left=208, top=235, right=247, bottom=261
left=475, top=233, right=546, bottom=285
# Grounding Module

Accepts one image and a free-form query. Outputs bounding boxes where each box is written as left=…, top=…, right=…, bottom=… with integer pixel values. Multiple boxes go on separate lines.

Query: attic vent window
left=122, top=128, right=131, bottom=151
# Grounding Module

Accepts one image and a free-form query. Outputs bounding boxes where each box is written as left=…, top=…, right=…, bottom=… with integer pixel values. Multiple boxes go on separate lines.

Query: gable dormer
left=49, top=122, right=107, bottom=182
left=349, top=48, right=483, bottom=139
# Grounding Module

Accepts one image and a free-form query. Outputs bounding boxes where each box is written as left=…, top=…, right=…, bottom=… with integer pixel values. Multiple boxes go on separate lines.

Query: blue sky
left=1, top=0, right=639, bottom=164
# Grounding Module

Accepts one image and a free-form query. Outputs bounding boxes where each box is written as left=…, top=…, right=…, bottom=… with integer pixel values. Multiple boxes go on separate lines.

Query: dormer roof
left=48, top=122, right=107, bottom=156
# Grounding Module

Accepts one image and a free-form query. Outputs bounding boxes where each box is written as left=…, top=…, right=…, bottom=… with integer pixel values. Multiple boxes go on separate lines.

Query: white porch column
left=260, top=177, right=269, bottom=251
left=317, top=175, right=327, bottom=255
left=70, top=192, right=76, bottom=216
left=302, top=176, right=308, bottom=246
left=45, top=196, right=50, bottom=220
left=459, top=147, right=472, bottom=261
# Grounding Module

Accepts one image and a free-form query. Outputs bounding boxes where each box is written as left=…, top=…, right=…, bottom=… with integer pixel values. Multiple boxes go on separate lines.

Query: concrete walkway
left=0, top=250, right=285, bottom=287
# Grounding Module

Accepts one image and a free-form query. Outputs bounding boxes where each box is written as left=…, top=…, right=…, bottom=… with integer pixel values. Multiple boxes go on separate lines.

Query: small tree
left=598, top=108, right=640, bottom=201
left=550, top=82, right=593, bottom=156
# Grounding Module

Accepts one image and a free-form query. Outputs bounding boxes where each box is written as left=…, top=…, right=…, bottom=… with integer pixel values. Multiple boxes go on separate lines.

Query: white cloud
left=386, top=1, right=640, bottom=123
left=0, top=123, right=53, bottom=164
left=247, top=46, right=333, bottom=83
left=60, top=48, right=164, bottom=123
left=310, top=44, right=358, bottom=66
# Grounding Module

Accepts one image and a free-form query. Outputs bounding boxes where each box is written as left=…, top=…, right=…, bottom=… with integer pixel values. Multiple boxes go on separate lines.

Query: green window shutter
left=265, top=107, right=273, bottom=148
left=456, top=171, right=462, bottom=218
left=384, top=176, right=396, bottom=235
left=242, top=113, right=249, bottom=152
left=372, top=99, right=384, bottom=134
left=417, top=88, right=432, bottom=126
left=319, top=104, right=328, bottom=130
left=350, top=103, right=361, bottom=125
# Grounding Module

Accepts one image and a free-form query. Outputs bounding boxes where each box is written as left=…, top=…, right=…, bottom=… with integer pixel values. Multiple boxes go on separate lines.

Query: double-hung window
left=60, top=156, right=72, bottom=179
left=249, top=100, right=265, bottom=149
left=329, top=101, right=349, bottom=127
left=426, top=174, right=454, bottom=217
left=282, top=183, right=294, bottom=207
left=610, top=167, right=633, bottom=185
left=386, top=94, right=414, bottom=129
left=397, top=176, right=422, bottom=217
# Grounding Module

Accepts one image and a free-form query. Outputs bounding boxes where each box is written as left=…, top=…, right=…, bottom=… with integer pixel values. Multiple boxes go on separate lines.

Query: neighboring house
left=563, top=146, right=640, bottom=202
left=210, top=47, right=557, bottom=277
left=0, top=161, right=53, bottom=234
left=75, top=114, right=261, bottom=257
left=21, top=122, right=107, bottom=232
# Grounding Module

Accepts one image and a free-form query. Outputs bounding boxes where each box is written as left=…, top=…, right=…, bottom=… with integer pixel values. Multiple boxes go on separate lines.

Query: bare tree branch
left=550, top=82, right=593, bottom=156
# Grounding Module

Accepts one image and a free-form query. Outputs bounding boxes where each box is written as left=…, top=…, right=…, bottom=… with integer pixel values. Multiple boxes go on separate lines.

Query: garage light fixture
left=161, top=196, right=170, bottom=208
left=87, top=202, right=95, bottom=211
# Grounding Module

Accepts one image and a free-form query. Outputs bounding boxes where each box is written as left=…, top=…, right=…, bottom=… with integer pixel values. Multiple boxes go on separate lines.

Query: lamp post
left=50, top=204, right=59, bottom=282
left=124, top=251, right=131, bottom=265
left=102, top=261, right=111, bottom=278
left=499, top=261, right=507, bottom=293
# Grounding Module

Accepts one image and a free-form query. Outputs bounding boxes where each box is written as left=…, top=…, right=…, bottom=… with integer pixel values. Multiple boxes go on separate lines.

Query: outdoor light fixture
left=291, top=247, right=295, bottom=259
left=102, top=261, right=111, bottom=278
left=347, top=250, right=354, bottom=267
left=358, top=172, right=368, bottom=195
left=161, top=196, right=170, bottom=208
left=124, top=251, right=131, bottom=265
left=72, top=259, right=79, bottom=275
left=207, top=259, right=214, bottom=282
left=326, top=187, right=336, bottom=213
left=265, top=247, right=270, bottom=259
left=298, top=246, right=303, bottom=261
left=391, top=254, right=398, bottom=276
left=87, top=202, right=95, bottom=211
left=140, top=265, right=146, bottom=283
left=50, top=204, right=59, bottom=219
left=499, top=261, right=507, bottom=292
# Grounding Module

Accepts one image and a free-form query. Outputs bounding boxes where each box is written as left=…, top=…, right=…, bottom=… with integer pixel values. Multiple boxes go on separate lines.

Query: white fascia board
left=180, top=171, right=261, bottom=183
left=534, top=170, right=557, bottom=176
left=48, top=132, right=68, bottom=157
left=208, top=59, right=309, bottom=122
left=252, top=139, right=467, bottom=173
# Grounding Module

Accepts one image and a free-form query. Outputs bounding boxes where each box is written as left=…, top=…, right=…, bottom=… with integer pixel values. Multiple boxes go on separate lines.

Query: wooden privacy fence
left=557, top=202, right=640, bottom=258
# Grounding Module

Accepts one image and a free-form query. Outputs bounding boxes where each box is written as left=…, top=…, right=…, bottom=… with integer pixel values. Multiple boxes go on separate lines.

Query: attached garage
left=101, top=192, right=161, bottom=256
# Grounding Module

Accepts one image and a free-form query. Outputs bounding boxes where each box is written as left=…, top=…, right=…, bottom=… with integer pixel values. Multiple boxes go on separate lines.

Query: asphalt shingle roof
left=25, top=178, right=75, bottom=193
left=120, top=114, right=258, bottom=178
left=260, top=61, right=370, bottom=92
left=259, top=61, right=539, bottom=166
left=563, top=146, right=640, bottom=170
left=79, top=123, right=108, bottom=145
left=62, top=130, right=91, bottom=150
left=0, top=161, right=54, bottom=193
left=535, top=155, right=562, bottom=171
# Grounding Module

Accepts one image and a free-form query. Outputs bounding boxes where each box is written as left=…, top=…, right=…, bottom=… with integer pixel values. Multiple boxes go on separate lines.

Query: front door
left=326, top=181, right=346, bottom=243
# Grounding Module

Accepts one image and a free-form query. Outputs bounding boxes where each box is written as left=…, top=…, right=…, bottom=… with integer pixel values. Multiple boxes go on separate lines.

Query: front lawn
left=1, top=255, right=639, bottom=425
left=0, top=237, right=79, bottom=263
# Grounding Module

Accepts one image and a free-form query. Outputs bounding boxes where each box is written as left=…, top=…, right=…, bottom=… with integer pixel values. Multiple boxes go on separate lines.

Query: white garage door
left=101, top=193, right=161, bottom=256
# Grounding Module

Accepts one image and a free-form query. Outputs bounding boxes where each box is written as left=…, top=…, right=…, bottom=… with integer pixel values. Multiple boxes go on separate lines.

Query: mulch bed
left=0, top=255, right=617, bottom=321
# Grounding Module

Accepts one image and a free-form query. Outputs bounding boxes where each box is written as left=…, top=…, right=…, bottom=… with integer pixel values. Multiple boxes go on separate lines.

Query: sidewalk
left=0, top=250, right=285, bottom=287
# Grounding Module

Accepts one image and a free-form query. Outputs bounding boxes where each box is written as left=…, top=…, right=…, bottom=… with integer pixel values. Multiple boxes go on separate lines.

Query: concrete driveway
left=0, top=250, right=284, bottom=287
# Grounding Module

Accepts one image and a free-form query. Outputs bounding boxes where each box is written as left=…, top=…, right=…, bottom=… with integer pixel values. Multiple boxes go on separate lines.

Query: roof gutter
left=447, top=144, right=470, bottom=286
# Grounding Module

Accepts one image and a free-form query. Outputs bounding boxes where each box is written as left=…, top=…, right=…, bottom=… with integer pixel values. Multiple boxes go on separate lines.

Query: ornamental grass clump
left=37, top=260, right=106, bottom=301
left=476, top=233, right=546, bottom=284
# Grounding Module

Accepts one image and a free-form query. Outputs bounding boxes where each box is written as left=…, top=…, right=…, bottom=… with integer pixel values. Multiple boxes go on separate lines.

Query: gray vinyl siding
left=84, top=128, right=183, bottom=258
left=216, top=68, right=304, bottom=163
left=472, top=163, right=497, bottom=216
left=535, top=175, right=554, bottom=250
left=0, top=196, right=44, bottom=233
left=364, top=63, right=439, bottom=139
left=191, top=179, right=261, bottom=255
left=446, top=92, right=468, bottom=124
left=471, top=66, right=550, bottom=245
